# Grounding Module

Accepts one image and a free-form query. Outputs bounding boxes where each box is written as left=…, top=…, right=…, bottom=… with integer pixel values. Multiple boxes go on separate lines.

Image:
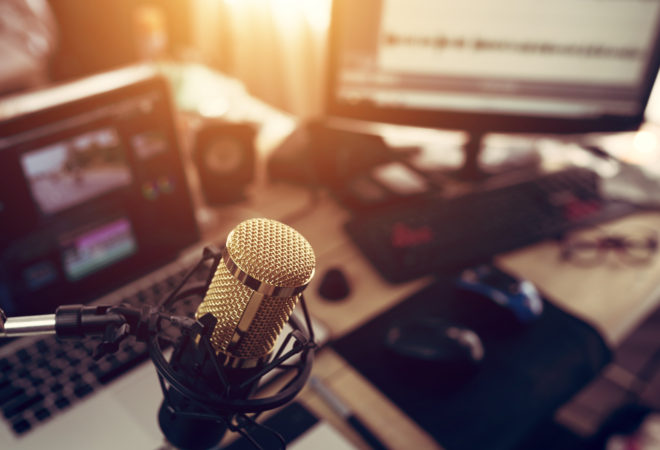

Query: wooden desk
left=197, top=180, right=660, bottom=449
left=180, top=79, right=660, bottom=449
left=215, top=183, right=660, bottom=449
left=498, top=212, right=660, bottom=346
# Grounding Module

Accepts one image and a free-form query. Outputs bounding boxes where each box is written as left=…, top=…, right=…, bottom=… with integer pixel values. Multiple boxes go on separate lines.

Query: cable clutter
left=151, top=244, right=317, bottom=450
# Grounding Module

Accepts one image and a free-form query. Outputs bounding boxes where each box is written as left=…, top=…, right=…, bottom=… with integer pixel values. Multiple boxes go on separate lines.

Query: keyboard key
left=87, top=362, right=101, bottom=375
left=73, top=384, right=93, bottom=399
left=67, top=357, right=81, bottom=367
left=35, top=340, right=50, bottom=354
left=3, top=393, right=44, bottom=418
left=54, top=397, right=70, bottom=410
left=137, top=291, right=148, bottom=303
left=11, top=418, right=31, bottom=434
left=165, top=275, right=178, bottom=288
left=34, top=408, right=50, bottom=421
left=0, top=386, right=24, bottom=406
left=35, top=358, right=49, bottom=368
left=151, top=282, right=164, bottom=296
left=97, top=349, right=149, bottom=385
left=16, top=350, right=31, bottom=363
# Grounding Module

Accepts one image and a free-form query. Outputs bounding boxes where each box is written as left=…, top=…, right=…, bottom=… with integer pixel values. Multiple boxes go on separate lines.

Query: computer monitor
left=325, top=0, right=660, bottom=179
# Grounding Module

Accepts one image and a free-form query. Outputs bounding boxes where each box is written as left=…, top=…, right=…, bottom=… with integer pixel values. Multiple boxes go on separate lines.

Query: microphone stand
left=0, top=245, right=317, bottom=450
left=147, top=246, right=317, bottom=450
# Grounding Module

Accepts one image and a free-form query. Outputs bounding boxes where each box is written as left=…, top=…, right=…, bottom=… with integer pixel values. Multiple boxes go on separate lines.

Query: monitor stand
left=451, top=130, right=541, bottom=183
left=457, top=130, right=487, bottom=182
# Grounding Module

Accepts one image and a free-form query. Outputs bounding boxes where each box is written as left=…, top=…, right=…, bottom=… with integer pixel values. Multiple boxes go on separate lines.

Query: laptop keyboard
left=0, top=255, right=207, bottom=436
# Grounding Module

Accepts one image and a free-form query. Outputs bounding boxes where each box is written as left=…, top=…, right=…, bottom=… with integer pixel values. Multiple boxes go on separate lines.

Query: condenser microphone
left=0, top=218, right=318, bottom=449
left=197, top=217, right=316, bottom=367
left=157, top=217, right=316, bottom=450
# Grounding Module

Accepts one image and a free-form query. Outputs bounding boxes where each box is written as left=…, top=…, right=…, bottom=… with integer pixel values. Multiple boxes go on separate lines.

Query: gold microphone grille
left=227, top=218, right=316, bottom=288
left=196, top=218, right=315, bottom=361
left=197, top=265, right=254, bottom=354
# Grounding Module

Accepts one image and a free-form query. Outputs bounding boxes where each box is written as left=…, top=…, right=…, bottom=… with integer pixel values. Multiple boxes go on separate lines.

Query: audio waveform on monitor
left=382, top=33, right=644, bottom=60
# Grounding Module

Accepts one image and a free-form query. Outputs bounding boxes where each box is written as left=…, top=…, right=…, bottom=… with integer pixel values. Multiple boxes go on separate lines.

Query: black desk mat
left=332, top=277, right=611, bottom=450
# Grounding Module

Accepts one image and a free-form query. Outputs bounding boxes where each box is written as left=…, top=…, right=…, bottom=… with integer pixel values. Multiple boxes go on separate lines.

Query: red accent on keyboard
left=391, top=222, right=434, bottom=248
left=565, top=200, right=601, bottom=222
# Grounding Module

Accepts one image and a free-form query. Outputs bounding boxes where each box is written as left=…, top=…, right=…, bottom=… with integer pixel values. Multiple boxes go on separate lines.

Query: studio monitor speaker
left=193, top=121, right=256, bottom=204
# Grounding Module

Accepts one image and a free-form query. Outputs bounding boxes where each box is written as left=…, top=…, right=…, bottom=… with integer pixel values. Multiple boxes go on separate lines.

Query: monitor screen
left=326, top=0, right=660, bottom=135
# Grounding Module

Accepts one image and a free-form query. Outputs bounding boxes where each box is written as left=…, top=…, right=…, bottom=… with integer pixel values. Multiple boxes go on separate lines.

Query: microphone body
left=196, top=217, right=316, bottom=366
left=158, top=218, right=316, bottom=450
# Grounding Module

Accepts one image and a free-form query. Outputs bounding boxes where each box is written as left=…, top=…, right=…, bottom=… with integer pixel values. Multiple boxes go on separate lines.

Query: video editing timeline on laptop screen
left=328, top=0, right=660, bottom=132
left=0, top=68, right=199, bottom=317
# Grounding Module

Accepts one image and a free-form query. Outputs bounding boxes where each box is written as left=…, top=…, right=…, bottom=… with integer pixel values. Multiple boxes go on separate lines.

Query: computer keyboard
left=345, top=167, right=637, bottom=283
left=0, top=257, right=205, bottom=436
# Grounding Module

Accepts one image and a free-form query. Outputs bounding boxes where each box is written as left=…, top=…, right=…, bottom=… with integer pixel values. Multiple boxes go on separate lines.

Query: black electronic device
left=267, top=120, right=394, bottom=188
left=326, top=0, right=660, bottom=178
left=384, top=316, right=483, bottom=387
left=0, top=66, right=204, bottom=442
left=193, top=120, right=256, bottom=204
left=345, top=166, right=637, bottom=283
left=267, top=120, right=434, bottom=211
left=455, top=264, right=544, bottom=327
left=0, top=65, right=199, bottom=317
left=325, top=0, right=660, bottom=179
left=317, top=267, right=351, bottom=301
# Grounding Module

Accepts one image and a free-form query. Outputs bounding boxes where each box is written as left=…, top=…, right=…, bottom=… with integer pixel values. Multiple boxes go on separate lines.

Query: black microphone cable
left=0, top=218, right=319, bottom=450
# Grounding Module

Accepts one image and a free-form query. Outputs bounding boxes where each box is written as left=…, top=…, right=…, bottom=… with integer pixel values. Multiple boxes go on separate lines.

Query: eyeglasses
left=559, top=226, right=659, bottom=267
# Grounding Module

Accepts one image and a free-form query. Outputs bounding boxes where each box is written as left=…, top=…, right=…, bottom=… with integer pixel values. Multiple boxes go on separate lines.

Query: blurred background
left=0, top=0, right=331, bottom=118
left=3, top=3, right=660, bottom=449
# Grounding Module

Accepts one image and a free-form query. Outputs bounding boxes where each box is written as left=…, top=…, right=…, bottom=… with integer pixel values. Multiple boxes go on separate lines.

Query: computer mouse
left=456, top=264, right=543, bottom=325
left=317, top=267, right=350, bottom=301
left=384, top=316, right=484, bottom=387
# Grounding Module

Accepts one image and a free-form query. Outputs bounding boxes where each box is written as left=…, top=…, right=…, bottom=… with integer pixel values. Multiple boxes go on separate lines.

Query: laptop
left=0, top=66, right=325, bottom=449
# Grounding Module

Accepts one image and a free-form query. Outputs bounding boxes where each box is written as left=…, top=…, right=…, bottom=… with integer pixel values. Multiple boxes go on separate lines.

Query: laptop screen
left=0, top=66, right=199, bottom=316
